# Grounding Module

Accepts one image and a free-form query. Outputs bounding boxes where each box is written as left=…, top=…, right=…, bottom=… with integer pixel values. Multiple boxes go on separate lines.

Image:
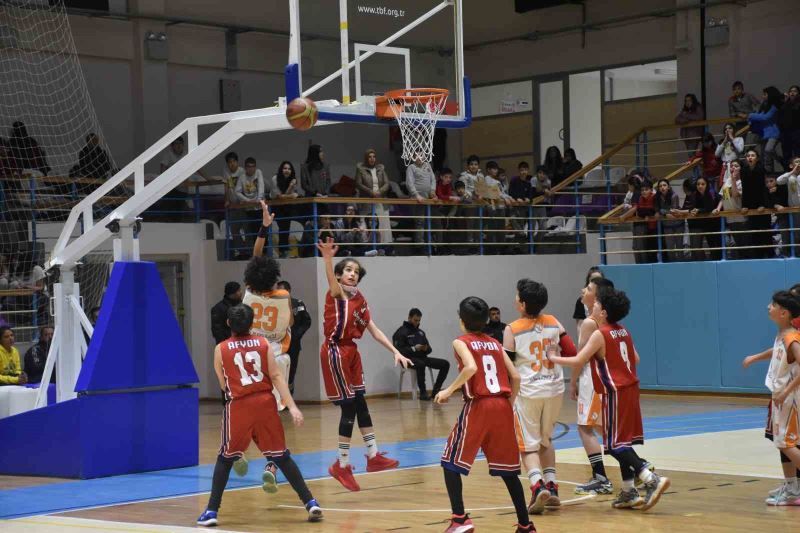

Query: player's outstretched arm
left=252, top=200, right=276, bottom=258
left=266, top=345, right=304, bottom=426
left=367, top=320, right=413, bottom=368
left=435, top=340, right=477, bottom=404
left=742, top=347, right=773, bottom=368
left=549, top=329, right=602, bottom=368
left=213, top=345, right=226, bottom=393
left=316, top=237, right=344, bottom=299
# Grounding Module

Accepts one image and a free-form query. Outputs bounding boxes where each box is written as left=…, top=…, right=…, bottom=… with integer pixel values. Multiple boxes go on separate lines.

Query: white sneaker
left=766, top=484, right=800, bottom=506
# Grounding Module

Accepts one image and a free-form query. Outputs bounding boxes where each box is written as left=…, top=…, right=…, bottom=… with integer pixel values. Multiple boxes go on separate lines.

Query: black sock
left=273, top=455, right=313, bottom=504
left=502, top=474, right=531, bottom=527
left=588, top=452, right=607, bottom=478
left=443, top=468, right=465, bottom=516
left=207, top=455, right=235, bottom=511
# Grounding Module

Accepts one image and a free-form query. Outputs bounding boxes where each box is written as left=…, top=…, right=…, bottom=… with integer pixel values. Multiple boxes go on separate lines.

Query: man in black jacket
left=483, top=307, right=506, bottom=344
left=210, top=281, right=242, bottom=344
left=392, top=308, right=449, bottom=400
left=24, top=325, right=54, bottom=384
left=277, top=281, right=312, bottom=393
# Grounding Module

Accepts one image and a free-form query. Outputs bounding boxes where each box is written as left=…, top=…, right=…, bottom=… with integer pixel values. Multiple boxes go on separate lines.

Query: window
left=604, top=60, right=677, bottom=102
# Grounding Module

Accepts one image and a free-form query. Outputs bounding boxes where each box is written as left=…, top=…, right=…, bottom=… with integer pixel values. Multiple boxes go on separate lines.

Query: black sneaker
left=545, top=481, right=560, bottom=507
left=575, top=475, right=613, bottom=495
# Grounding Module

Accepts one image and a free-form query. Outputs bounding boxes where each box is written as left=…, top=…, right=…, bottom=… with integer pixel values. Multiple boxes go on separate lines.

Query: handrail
left=601, top=205, right=800, bottom=225
left=231, top=196, right=538, bottom=208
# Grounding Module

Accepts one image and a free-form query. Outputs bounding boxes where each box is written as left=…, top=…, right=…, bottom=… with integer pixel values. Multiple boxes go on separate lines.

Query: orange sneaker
left=329, top=461, right=360, bottom=492
left=366, top=451, right=400, bottom=472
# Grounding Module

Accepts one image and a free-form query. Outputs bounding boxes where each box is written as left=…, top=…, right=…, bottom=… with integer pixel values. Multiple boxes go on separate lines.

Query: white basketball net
left=386, top=89, right=448, bottom=165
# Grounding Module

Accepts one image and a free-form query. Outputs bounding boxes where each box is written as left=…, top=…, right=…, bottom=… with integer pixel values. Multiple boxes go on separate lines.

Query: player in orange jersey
left=437, top=296, right=535, bottom=533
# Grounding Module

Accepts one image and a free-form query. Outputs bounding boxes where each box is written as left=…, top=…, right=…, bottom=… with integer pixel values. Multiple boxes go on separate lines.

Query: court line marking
left=9, top=515, right=242, bottom=532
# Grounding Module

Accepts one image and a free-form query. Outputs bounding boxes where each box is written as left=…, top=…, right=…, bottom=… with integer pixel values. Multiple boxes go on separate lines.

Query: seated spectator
left=355, top=149, right=392, bottom=245
left=715, top=123, right=745, bottom=190
left=339, top=204, right=370, bottom=256
left=7, top=121, right=49, bottom=175
left=271, top=161, right=300, bottom=258
left=728, top=81, right=760, bottom=129
left=301, top=144, right=331, bottom=197
left=391, top=308, right=449, bottom=400
left=75, top=133, right=114, bottom=181
left=0, top=326, right=26, bottom=386
left=748, top=87, right=783, bottom=173
left=299, top=211, right=342, bottom=257
left=674, top=175, right=721, bottom=261
left=655, top=179, right=682, bottom=262
left=693, top=133, right=721, bottom=188
left=229, top=157, right=265, bottom=258
left=509, top=162, right=534, bottom=237
left=543, top=146, right=564, bottom=186
left=222, top=152, right=246, bottom=208
left=622, top=178, right=658, bottom=263
left=483, top=306, right=506, bottom=344
left=765, top=173, right=789, bottom=256
left=532, top=165, right=552, bottom=235
left=562, top=148, right=583, bottom=180
left=675, top=94, right=705, bottom=156
left=778, top=85, right=800, bottom=168
left=24, top=325, right=54, bottom=384
left=713, top=160, right=747, bottom=256
left=406, top=155, right=438, bottom=248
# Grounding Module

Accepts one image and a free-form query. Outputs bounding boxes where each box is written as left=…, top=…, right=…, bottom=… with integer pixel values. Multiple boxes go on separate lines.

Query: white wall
left=569, top=71, right=602, bottom=164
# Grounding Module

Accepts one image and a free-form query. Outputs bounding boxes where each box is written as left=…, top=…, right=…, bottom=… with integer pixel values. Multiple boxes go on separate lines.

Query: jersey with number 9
left=455, top=333, right=511, bottom=400
left=220, top=335, right=274, bottom=400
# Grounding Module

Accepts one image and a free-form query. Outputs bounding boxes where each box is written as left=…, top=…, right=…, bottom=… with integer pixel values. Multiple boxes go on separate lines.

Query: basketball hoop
left=375, top=88, right=448, bottom=165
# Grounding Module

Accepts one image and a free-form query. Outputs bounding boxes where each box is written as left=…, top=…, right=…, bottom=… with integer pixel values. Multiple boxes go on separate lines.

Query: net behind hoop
left=385, top=88, right=448, bottom=165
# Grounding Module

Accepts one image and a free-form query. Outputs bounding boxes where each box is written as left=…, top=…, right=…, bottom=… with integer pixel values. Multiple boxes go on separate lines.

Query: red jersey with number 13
left=220, top=335, right=274, bottom=400
left=590, top=323, right=639, bottom=393
left=455, top=333, right=511, bottom=400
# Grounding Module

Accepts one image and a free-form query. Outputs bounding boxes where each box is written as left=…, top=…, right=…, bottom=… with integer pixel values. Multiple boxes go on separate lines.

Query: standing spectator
left=75, top=133, right=114, bottom=181
left=543, top=146, right=564, bottom=186
left=300, top=144, right=331, bottom=197
left=24, top=325, right=54, bottom=384
left=675, top=94, right=706, bottom=156
left=765, top=173, right=789, bottom=256
left=778, top=85, right=800, bottom=168
left=480, top=161, right=512, bottom=254
left=693, top=133, right=722, bottom=187
left=715, top=123, right=745, bottom=190
left=713, top=160, right=747, bottom=256
left=532, top=165, right=553, bottom=234
left=777, top=156, right=800, bottom=253
left=676, top=176, right=720, bottom=261
left=391, top=309, right=449, bottom=400
left=458, top=154, right=483, bottom=200
left=573, top=267, right=603, bottom=329
left=740, top=149, right=771, bottom=258
left=231, top=157, right=265, bottom=255
left=458, top=155, right=482, bottom=248
left=271, top=161, right=301, bottom=258
left=406, top=155, right=438, bottom=248
left=562, top=148, right=583, bottom=181
left=222, top=152, right=246, bottom=207
left=0, top=326, right=26, bottom=385
left=655, top=179, right=682, bottom=262
left=355, top=149, right=392, bottom=246
left=210, top=282, right=242, bottom=344
left=728, top=81, right=760, bottom=129
left=622, top=178, right=658, bottom=263
left=748, top=86, right=783, bottom=172
left=435, top=167, right=460, bottom=253
left=7, top=121, right=49, bottom=175
left=509, top=162, right=534, bottom=238
left=276, top=281, right=311, bottom=394
left=483, top=306, right=506, bottom=345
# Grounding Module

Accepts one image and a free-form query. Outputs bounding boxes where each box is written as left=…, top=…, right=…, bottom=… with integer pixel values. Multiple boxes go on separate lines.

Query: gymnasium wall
left=603, top=259, right=800, bottom=394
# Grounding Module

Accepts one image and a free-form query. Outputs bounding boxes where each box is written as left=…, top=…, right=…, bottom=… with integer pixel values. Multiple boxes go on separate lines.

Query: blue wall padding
left=0, top=388, right=198, bottom=479
left=603, top=258, right=799, bottom=393
left=76, top=261, right=198, bottom=392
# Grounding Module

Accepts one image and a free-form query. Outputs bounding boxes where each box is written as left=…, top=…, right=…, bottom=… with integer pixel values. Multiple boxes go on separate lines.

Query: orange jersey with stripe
left=766, top=329, right=800, bottom=394
left=509, top=315, right=565, bottom=398
left=243, top=289, right=291, bottom=355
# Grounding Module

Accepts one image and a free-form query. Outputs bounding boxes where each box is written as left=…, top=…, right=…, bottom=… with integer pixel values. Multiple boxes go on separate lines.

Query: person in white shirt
left=714, top=123, right=744, bottom=190
left=222, top=152, right=246, bottom=206
left=405, top=155, right=438, bottom=246
left=713, top=160, right=747, bottom=256
left=229, top=157, right=265, bottom=257
left=777, top=156, right=800, bottom=253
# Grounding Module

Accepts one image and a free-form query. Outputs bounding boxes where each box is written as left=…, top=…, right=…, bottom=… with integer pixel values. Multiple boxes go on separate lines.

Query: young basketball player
left=547, top=288, right=670, bottom=511
left=197, top=304, right=322, bottom=527
left=572, top=276, right=615, bottom=495
left=503, top=279, right=576, bottom=514
left=743, top=290, right=800, bottom=506
left=316, top=237, right=412, bottom=492
left=437, top=296, right=535, bottom=533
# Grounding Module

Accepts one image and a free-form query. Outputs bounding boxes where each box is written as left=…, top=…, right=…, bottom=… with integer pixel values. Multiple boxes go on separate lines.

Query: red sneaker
left=443, top=514, right=474, bottom=533
left=528, top=480, right=550, bottom=515
left=515, top=523, right=536, bottom=532
left=366, top=451, right=400, bottom=472
left=328, top=460, right=360, bottom=492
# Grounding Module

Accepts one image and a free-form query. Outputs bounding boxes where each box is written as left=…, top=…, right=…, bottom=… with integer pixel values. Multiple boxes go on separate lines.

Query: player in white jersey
left=503, top=279, right=577, bottom=514
left=744, top=291, right=800, bottom=506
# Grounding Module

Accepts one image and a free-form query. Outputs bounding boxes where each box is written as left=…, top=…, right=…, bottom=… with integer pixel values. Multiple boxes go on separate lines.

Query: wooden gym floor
left=1, top=394, right=798, bottom=532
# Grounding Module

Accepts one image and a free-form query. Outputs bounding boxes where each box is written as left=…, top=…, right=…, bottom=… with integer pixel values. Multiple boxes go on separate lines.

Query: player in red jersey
left=436, top=296, right=535, bottom=533
left=316, top=237, right=413, bottom=492
left=197, top=304, right=322, bottom=527
left=547, top=288, right=670, bottom=512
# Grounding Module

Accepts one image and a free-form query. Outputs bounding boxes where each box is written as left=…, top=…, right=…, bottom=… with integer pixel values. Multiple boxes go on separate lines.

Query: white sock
left=527, top=468, right=542, bottom=487
left=637, top=467, right=655, bottom=484
left=622, top=478, right=635, bottom=490
left=338, top=442, right=350, bottom=467
left=543, top=467, right=556, bottom=485
left=787, top=477, right=798, bottom=492
left=363, top=432, right=378, bottom=459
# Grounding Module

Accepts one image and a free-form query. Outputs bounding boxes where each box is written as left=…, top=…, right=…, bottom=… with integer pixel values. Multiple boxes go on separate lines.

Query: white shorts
left=513, top=394, right=563, bottom=453
left=770, top=397, right=800, bottom=449
left=576, top=367, right=602, bottom=427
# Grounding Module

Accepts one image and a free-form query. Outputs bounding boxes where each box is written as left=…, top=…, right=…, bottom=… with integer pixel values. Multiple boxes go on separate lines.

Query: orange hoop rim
left=383, top=87, right=449, bottom=102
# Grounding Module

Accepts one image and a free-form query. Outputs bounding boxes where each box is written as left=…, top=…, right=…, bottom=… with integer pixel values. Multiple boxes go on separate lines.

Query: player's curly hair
left=459, top=296, right=489, bottom=333
left=334, top=258, right=366, bottom=282
left=773, top=290, right=800, bottom=318
left=598, top=288, right=630, bottom=324
left=244, top=255, right=281, bottom=293
left=227, top=304, right=254, bottom=336
left=517, top=278, right=548, bottom=317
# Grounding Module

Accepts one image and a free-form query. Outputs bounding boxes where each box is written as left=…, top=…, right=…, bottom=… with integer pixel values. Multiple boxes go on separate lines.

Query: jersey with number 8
left=455, top=333, right=511, bottom=399
left=220, top=335, right=274, bottom=400
left=591, top=323, right=639, bottom=393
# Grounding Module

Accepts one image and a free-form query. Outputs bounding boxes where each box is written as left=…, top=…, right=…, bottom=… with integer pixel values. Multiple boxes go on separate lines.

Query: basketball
left=286, top=97, right=318, bottom=131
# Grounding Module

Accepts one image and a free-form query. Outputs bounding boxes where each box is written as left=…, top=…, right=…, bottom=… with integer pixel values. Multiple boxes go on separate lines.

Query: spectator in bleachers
left=740, top=148, right=771, bottom=259
left=622, top=178, right=658, bottom=263
left=748, top=86, right=783, bottom=173
left=459, top=154, right=482, bottom=201
left=157, top=136, right=209, bottom=221
left=715, top=123, right=745, bottom=190
left=675, top=94, right=705, bottom=156
left=562, top=148, right=583, bottom=181
left=713, top=160, right=746, bottom=256
left=231, top=157, right=265, bottom=256
left=301, top=144, right=331, bottom=197
left=729, top=81, right=760, bottom=128
left=765, top=173, right=789, bottom=256
left=481, top=161, right=511, bottom=253
left=532, top=165, right=552, bottom=235
left=435, top=168, right=459, bottom=254
left=655, top=179, right=682, bottom=262
left=338, top=204, right=370, bottom=256
left=450, top=180, right=470, bottom=255
left=0, top=326, right=26, bottom=385
left=24, top=325, right=54, bottom=384
left=509, top=162, right=533, bottom=237
left=677, top=175, right=720, bottom=261
left=778, top=85, right=800, bottom=168
left=7, top=121, right=49, bottom=175
left=299, top=209, right=341, bottom=257
left=354, top=149, right=392, bottom=246
left=270, top=161, right=300, bottom=258
left=222, top=152, right=245, bottom=207
left=75, top=133, right=113, bottom=180
left=406, top=154, right=437, bottom=247
left=543, top=146, right=564, bottom=186
left=622, top=173, right=643, bottom=210
left=777, top=156, right=800, bottom=255
left=0, top=255, right=10, bottom=291
left=694, top=133, right=722, bottom=189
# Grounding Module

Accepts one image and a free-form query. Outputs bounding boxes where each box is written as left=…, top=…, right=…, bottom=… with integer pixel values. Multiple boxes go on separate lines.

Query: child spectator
left=778, top=85, right=800, bottom=167
left=459, top=155, right=482, bottom=246
left=675, top=176, right=720, bottom=261
left=740, top=149, right=771, bottom=259
left=715, top=123, right=745, bottom=190
left=765, top=174, right=789, bottom=257
left=509, top=162, right=534, bottom=237
left=693, top=133, right=722, bottom=188
left=451, top=180, right=470, bottom=255
left=654, top=179, right=682, bottom=262
left=532, top=165, right=552, bottom=235
left=562, top=148, right=583, bottom=180
left=748, top=87, right=783, bottom=173
left=622, top=179, right=657, bottom=263
left=271, top=161, right=300, bottom=258
left=481, top=161, right=511, bottom=253
left=436, top=168, right=459, bottom=254
left=713, top=160, right=746, bottom=256
left=729, top=81, right=760, bottom=127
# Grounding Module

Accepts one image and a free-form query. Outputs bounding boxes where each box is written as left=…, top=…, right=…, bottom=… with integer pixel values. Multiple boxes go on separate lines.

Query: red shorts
left=602, top=384, right=644, bottom=452
left=441, top=396, right=521, bottom=477
left=219, top=392, right=287, bottom=459
left=321, top=341, right=365, bottom=404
